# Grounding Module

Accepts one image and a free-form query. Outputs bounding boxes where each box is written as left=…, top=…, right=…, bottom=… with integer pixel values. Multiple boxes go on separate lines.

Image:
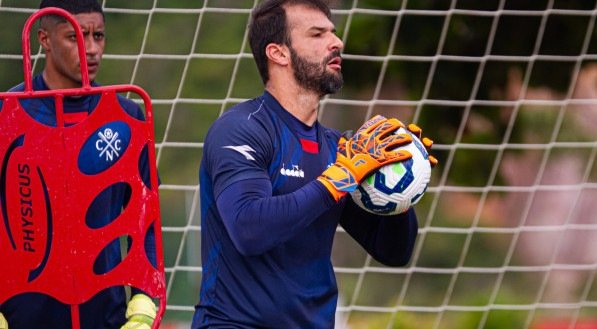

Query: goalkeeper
left=192, top=0, right=437, bottom=328
left=0, top=1, right=157, bottom=328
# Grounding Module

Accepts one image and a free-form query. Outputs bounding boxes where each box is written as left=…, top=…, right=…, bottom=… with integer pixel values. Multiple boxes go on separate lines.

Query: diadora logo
left=280, top=164, right=305, bottom=178
left=95, top=128, right=122, bottom=162
left=223, top=145, right=256, bottom=161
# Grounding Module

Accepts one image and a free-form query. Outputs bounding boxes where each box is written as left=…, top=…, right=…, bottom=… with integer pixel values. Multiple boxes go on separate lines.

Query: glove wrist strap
left=316, top=177, right=347, bottom=202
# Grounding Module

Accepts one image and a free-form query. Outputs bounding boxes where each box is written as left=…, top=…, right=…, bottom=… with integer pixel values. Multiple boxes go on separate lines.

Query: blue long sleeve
left=216, top=178, right=336, bottom=256
left=216, top=175, right=418, bottom=265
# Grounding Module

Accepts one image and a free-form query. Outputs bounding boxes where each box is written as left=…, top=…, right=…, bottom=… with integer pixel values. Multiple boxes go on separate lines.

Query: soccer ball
left=350, top=127, right=432, bottom=215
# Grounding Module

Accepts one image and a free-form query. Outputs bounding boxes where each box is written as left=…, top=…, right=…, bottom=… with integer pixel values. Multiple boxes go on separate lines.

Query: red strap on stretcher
left=0, top=7, right=166, bottom=329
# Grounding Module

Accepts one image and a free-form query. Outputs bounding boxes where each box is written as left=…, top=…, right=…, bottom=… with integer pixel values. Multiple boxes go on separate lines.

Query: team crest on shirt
left=78, top=121, right=131, bottom=175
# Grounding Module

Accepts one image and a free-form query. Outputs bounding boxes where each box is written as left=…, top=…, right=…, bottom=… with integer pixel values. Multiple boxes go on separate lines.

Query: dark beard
left=289, top=46, right=343, bottom=96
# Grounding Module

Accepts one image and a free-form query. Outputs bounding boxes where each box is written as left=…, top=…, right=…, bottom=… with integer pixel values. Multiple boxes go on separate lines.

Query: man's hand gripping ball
left=120, top=294, right=157, bottom=329
left=318, top=115, right=413, bottom=201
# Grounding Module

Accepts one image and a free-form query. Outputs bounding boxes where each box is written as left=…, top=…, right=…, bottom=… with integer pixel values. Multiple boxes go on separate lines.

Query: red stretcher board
left=0, top=7, right=166, bottom=329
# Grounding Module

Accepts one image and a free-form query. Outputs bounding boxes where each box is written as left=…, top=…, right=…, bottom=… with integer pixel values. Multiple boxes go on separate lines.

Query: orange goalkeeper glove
left=318, top=115, right=414, bottom=201
left=120, top=294, right=156, bottom=329
left=405, top=123, right=439, bottom=167
left=0, top=312, right=7, bottom=329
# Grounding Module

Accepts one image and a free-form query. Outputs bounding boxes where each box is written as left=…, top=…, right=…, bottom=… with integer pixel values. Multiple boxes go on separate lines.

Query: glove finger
left=369, top=118, right=405, bottom=140
left=126, top=294, right=157, bottom=319
left=422, top=137, right=433, bottom=151
left=407, top=123, right=422, bottom=139
left=341, top=130, right=354, bottom=140
left=356, top=115, right=387, bottom=135
left=429, top=155, right=438, bottom=167
left=384, top=149, right=413, bottom=164
left=380, top=132, right=412, bottom=150
left=337, top=137, right=348, bottom=156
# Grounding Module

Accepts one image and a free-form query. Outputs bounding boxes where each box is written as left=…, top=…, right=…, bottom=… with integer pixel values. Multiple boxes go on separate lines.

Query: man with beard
left=192, top=0, right=435, bottom=328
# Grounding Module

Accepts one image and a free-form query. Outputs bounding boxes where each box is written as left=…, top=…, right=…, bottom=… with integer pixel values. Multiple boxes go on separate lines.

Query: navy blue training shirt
left=193, top=91, right=418, bottom=328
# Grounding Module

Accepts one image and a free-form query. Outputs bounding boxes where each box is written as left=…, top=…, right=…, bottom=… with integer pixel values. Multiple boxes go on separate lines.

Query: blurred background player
left=0, top=0, right=157, bottom=328
left=192, top=0, right=436, bottom=327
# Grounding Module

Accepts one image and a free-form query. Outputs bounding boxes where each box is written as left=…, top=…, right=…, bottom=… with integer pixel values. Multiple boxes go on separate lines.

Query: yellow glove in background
left=120, top=294, right=156, bottom=329
left=318, top=115, right=413, bottom=201
left=0, top=312, right=8, bottom=329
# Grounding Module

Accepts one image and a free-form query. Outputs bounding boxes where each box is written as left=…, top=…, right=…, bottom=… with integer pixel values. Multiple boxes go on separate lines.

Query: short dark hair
left=39, top=0, right=104, bottom=25
left=248, top=0, right=331, bottom=84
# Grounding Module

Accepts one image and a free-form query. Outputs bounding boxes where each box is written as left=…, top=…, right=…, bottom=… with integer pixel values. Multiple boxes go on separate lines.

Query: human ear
left=265, top=43, right=290, bottom=66
left=37, top=28, right=50, bottom=52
